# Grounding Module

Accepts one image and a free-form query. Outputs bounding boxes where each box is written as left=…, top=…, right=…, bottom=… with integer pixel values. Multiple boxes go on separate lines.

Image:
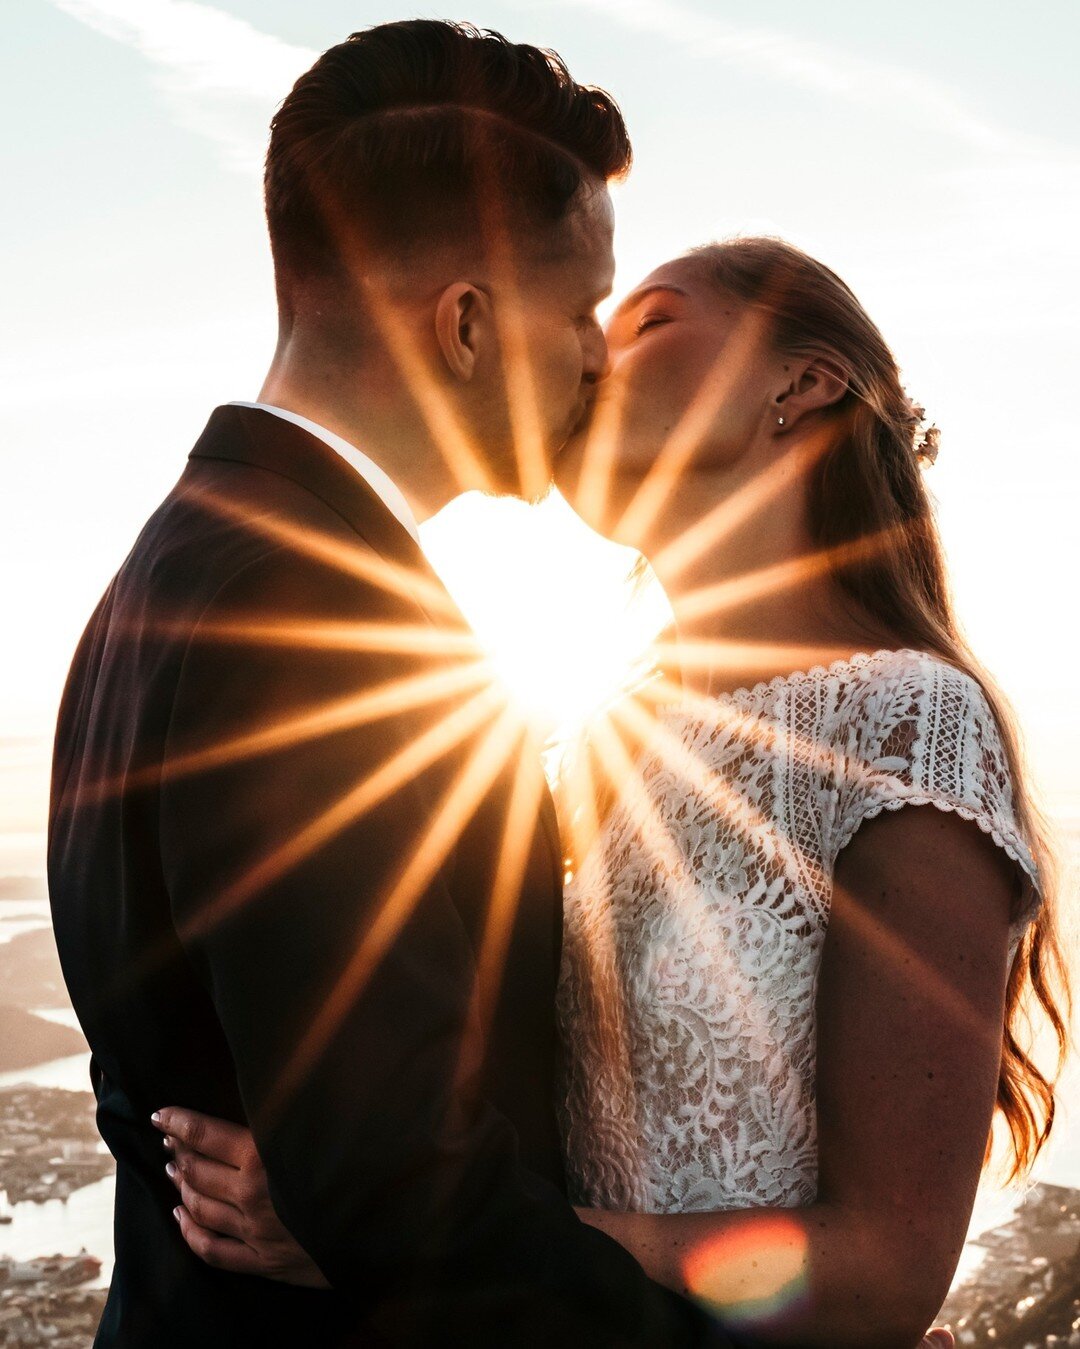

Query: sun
left=422, top=489, right=671, bottom=749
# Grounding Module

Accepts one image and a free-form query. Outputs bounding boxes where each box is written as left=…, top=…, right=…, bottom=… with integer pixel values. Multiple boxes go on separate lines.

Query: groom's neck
left=257, top=350, right=462, bottom=525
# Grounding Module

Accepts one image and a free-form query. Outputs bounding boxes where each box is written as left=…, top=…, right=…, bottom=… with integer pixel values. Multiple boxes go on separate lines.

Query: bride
left=549, top=237, right=1068, bottom=1343
left=156, top=238, right=1069, bottom=1347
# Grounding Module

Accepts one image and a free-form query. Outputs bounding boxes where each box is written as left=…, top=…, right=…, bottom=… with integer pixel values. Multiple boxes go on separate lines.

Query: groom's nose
left=580, top=319, right=610, bottom=387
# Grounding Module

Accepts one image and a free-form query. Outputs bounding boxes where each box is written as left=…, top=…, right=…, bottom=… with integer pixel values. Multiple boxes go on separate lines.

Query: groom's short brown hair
left=265, top=20, right=631, bottom=294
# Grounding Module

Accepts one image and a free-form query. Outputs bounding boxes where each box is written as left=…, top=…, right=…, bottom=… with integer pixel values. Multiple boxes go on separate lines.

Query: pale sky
left=3, top=0, right=1079, bottom=854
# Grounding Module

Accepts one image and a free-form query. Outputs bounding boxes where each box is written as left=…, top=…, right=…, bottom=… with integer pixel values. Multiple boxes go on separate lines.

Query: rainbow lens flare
left=683, top=1215, right=810, bottom=1327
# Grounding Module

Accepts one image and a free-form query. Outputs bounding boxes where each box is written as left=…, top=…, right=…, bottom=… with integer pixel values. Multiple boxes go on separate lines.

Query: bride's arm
left=577, top=803, right=1015, bottom=1349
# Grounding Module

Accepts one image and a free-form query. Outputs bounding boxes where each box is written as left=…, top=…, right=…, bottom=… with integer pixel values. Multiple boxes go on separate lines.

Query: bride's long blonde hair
left=673, top=236, right=1070, bottom=1180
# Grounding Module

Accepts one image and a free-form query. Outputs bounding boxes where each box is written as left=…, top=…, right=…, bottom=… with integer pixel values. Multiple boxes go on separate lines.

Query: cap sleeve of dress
left=831, top=653, right=1041, bottom=929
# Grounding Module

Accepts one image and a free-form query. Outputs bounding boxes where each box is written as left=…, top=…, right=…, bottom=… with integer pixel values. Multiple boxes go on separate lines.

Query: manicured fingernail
left=173, top=1206, right=182, bottom=1223
left=151, top=1112, right=162, bottom=1125
left=163, top=1135, right=173, bottom=1151
left=166, top=1162, right=178, bottom=1180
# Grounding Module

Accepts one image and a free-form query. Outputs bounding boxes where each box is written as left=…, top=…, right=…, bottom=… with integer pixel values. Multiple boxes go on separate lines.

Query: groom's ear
left=774, top=355, right=848, bottom=430
left=434, top=282, right=491, bottom=381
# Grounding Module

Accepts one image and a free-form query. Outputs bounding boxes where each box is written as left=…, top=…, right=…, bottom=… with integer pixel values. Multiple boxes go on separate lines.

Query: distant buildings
left=0, top=1252, right=105, bottom=1347
left=0, top=1086, right=113, bottom=1205
left=0, top=1085, right=113, bottom=1344
left=0, top=1253, right=100, bottom=1289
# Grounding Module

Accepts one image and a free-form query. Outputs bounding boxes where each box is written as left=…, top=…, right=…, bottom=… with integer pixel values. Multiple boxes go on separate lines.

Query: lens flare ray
left=262, top=703, right=527, bottom=1121
left=177, top=682, right=508, bottom=947
left=584, top=712, right=703, bottom=911
left=673, top=522, right=910, bottom=627
left=611, top=693, right=810, bottom=883
left=650, top=637, right=868, bottom=689
left=148, top=616, right=483, bottom=658
left=613, top=308, right=772, bottom=546
left=60, top=661, right=490, bottom=814
left=478, top=189, right=556, bottom=504
left=184, top=481, right=461, bottom=619
left=556, top=716, right=605, bottom=882
left=472, top=753, right=547, bottom=1025
left=636, top=674, right=849, bottom=789
left=357, top=278, right=500, bottom=496
left=567, top=373, right=630, bottom=535
left=582, top=712, right=776, bottom=1068
left=829, top=875, right=1002, bottom=1052
left=553, top=727, right=644, bottom=1140
left=648, top=433, right=832, bottom=584
left=618, top=686, right=999, bottom=1052
left=313, top=186, right=498, bottom=497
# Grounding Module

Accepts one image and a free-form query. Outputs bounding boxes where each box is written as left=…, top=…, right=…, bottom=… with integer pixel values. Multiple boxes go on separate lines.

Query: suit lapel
left=190, top=405, right=566, bottom=895
left=189, top=404, right=462, bottom=629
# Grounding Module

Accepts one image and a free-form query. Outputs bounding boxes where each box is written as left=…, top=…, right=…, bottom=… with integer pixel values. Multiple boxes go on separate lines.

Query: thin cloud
left=50, top=0, right=1049, bottom=169
left=48, top=0, right=317, bottom=172
left=527, top=0, right=1046, bottom=157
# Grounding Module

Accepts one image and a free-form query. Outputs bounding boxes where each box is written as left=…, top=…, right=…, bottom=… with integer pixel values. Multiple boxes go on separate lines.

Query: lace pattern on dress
left=555, top=649, right=1040, bottom=1215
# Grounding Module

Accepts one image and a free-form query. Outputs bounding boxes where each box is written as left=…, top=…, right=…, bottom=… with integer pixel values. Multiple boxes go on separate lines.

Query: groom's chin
left=551, top=436, right=586, bottom=505
left=480, top=454, right=555, bottom=506
left=523, top=477, right=556, bottom=508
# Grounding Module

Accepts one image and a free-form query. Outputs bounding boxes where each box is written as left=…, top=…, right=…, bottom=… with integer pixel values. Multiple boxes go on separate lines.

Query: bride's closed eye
left=633, top=313, right=672, bottom=337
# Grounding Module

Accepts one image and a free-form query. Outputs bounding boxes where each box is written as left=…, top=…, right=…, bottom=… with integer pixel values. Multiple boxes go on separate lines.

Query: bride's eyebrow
left=610, top=283, right=688, bottom=323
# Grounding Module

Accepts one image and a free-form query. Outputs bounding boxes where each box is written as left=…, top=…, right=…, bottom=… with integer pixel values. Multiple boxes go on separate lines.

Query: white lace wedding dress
left=556, top=648, right=1041, bottom=1214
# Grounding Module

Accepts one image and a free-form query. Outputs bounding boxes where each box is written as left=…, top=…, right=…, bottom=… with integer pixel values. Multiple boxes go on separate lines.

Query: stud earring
left=777, top=416, right=786, bottom=427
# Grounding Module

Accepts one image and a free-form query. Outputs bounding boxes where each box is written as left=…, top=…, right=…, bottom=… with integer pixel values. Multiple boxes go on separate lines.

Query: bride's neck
left=643, top=470, right=888, bottom=696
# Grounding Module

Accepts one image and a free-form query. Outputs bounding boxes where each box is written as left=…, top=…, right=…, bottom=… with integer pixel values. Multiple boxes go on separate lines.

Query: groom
left=48, top=21, right=754, bottom=1347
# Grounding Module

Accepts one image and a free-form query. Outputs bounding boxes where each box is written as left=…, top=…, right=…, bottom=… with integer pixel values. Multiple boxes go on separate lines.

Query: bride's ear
left=434, top=282, right=490, bottom=381
left=773, top=356, right=848, bottom=431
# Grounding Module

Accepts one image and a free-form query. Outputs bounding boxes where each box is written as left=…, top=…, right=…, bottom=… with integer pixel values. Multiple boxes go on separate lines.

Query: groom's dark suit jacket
left=49, top=406, right=748, bottom=1347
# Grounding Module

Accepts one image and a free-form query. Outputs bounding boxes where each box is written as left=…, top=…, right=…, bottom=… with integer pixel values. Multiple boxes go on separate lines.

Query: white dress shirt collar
left=229, top=401, right=421, bottom=545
